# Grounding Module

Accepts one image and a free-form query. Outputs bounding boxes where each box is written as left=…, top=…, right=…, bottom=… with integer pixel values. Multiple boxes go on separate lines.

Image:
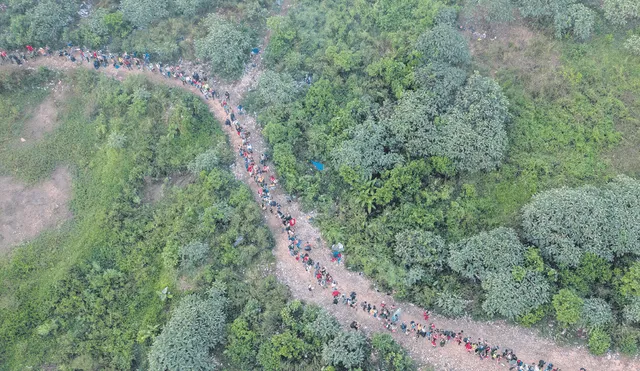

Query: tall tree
left=196, top=14, right=252, bottom=80
left=148, top=288, right=227, bottom=371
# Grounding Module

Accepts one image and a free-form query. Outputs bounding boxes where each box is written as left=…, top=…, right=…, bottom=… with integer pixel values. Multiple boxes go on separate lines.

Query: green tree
left=552, top=289, right=583, bottom=328
left=370, top=333, right=415, bottom=371
left=188, top=149, right=222, bottom=174
left=322, top=330, right=368, bottom=370
left=482, top=270, right=551, bottom=319
left=27, top=0, right=78, bottom=45
left=448, top=227, right=527, bottom=280
left=603, top=0, right=640, bottom=26
left=307, top=309, right=340, bottom=342
left=581, top=298, right=614, bottom=329
left=332, top=119, right=404, bottom=179
left=250, top=70, right=300, bottom=110
left=195, top=14, right=252, bottom=80
left=434, top=73, right=509, bottom=173
left=416, top=24, right=470, bottom=67
left=148, top=288, right=227, bottom=371
left=624, top=297, right=640, bottom=324
left=121, top=0, right=170, bottom=28
left=522, top=187, right=609, bottom=267
left=179, top=241, right=210, bottom=271
left=175, top=0, right=216, bottom=17
left=624, top=35, right=640, bottom=56
left=588, top=327, right=611, bottom=356
left=394, top=230, right=446, bottom=269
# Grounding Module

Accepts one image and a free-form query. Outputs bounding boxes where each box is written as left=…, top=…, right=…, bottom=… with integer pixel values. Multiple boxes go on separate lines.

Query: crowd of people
left=1, top=43, right=588, bottom=371
left=0, top=44, right=225, bottom=103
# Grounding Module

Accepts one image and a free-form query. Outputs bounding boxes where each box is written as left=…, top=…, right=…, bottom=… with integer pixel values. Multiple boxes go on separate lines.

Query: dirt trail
left=2, top=11, right=638, bottom=371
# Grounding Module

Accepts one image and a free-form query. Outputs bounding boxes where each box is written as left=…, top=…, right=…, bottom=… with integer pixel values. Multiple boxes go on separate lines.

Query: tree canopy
left=196, top=14, right=253, bottom=80
left=148, top=288, right=228, bottom=371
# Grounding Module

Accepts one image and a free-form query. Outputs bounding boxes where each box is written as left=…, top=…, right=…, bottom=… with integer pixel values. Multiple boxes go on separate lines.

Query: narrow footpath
left=3, top=28, right=637, bottom=371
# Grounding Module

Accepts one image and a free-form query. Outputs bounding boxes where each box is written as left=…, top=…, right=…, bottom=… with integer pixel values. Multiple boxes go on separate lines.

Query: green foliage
left=370, top=333, right=415, bottom=371
left=552, top=289, right=583, bottom=327
left=307, top=309, right=341, bottom=341
left=481, top=270, right=551, bottom=319
left=581, top=298, right=614, bottom=329
left=588, top=327, right=611, bottom=356
left=522, top=177, right=640, bottom=267
left=615, top=327, right=640, bottom=355
left=322, top=330, right=368, bottom=370
left=434, top=73, right=510, bottom=172
left=0, top=69, right=271, bottom=369
left=188, top=149, right=222, bottom=174
left=416, top=24, right=471, bottom=67
left=176, top=0, right=217, bottom=17
left=619, top=262, right=640, bottom=299
left=121, top=0, right=170, bottom=29
left=248, top=70, right=301, bottom=111
left=448, top=227, right=526, bottom=280
left=623, top=297, right=640, bottom=324
left=434, top=291, right=470, bottom=317
left=179, top=241, right=210, bottom=271
left=624, top=35, right=640, bottom=56
left=603, top=0, right=640, bottom=26
left=148, top=288, right=227, bottom=371
left=196, top=14, right=253, bottom=80
left=332, top=119, right=404, bottom=179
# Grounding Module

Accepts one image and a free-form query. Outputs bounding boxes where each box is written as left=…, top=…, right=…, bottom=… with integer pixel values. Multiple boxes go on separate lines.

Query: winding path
left=3, top=14, right=638, bottom=371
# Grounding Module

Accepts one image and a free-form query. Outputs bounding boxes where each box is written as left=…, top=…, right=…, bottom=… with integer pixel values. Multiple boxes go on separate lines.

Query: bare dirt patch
left=21, top=81, right=67, bottom=142
left=142, top=172, right=195, bottom=204
left=0, top=166, right=72, bottom=252
left=460, top=18, right=564, bottom=99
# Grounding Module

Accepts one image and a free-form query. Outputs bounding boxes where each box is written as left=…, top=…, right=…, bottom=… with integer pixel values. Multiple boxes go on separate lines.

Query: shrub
left=179, top=241, right=210, bottom=271
left=322, top=331, right=368, bottom=370
left=434, top=73, right=509, bottom=173
left=588, top=327, right=611, bottom=356
left=581, top=298, right=614, bottom=329
left=195, top=14, right=253, bottom=80
left=624, top=35, right=640, bottom=56
left=121, top=0, right=170, bottom=29
left=416, top=24, right=470, bottom=67
left=552, top=289, right=583, bottom=327
left=148, top=288, right=227, bottom=371
left=188, top=149, right=221, bottom=174
left=482, top=270, right=551, bottom=320
left=448, top=227, right=526, bottom=280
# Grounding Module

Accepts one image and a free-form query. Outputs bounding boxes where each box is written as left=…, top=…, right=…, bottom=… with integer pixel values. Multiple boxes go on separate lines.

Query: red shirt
left=26, top=45, right=33, bottom=52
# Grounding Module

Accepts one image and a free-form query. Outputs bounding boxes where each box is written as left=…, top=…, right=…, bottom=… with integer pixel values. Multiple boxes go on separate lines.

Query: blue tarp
left=251, top=48, right=260, bottom=55
left=311, top=161, right=324, bottom=171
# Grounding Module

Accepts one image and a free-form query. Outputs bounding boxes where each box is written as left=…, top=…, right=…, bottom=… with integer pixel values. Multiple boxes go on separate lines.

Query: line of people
left=2, top=42, right=587, bottom=371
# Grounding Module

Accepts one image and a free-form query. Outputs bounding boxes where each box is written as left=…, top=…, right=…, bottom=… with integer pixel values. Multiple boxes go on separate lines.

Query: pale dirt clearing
left=0, top=166, right=72, bottom=252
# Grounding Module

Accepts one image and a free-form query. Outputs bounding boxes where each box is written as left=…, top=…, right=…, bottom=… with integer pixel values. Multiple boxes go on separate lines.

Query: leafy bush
left=196, top=14, right=253, bottom=80
left=179, top=241, right=210, bottom=271
left=188, top=149, right=221, bottom=174
left=581, top=298, right=614, bottom=329
left=148, top=288, right=227, bottom=371
left=449, top=227, right=526, bottom=280
left=434, top=73, right=509, bottom=173
left=482, top=270, right=551, bottom=319
left=322, top=331, right=368, bottom=370
left=370, top=333, right=415, bottom=371
left=603, top=0, right=640, bottom=26
left=624, top=35, right=640, bottom=56
left=588, top=327, right=611, bottom=356
left=121, top=0, right=170, bottom=29
left=522, top=176, right=640, bottom=267
left=552, top=289, right=583, bottom=327
left=435, top=291, right=470, bottom=317
left=416, top=24, right=470, bottom=67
